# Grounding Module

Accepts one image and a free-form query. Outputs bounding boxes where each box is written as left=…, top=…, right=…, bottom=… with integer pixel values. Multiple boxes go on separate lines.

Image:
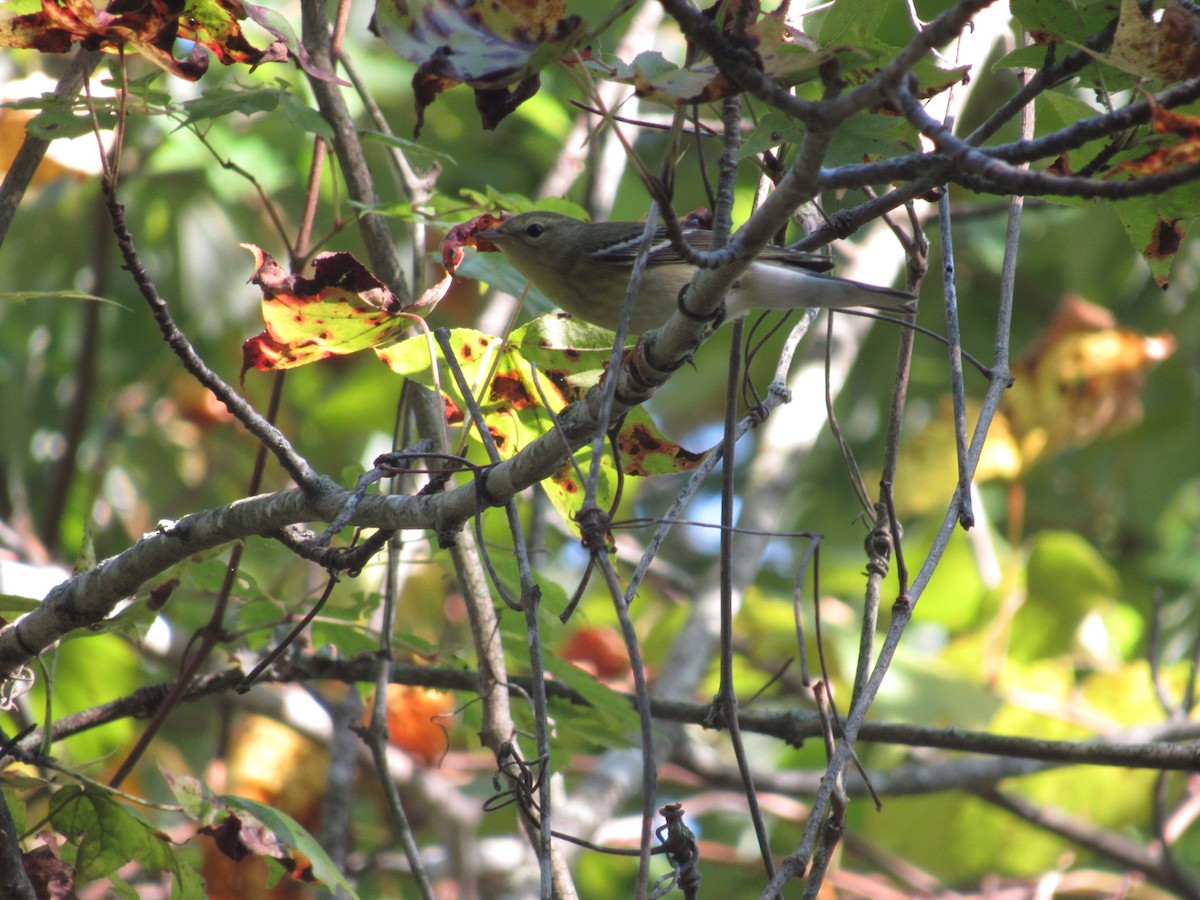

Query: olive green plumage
left=481, top=212, right=915, bottom=334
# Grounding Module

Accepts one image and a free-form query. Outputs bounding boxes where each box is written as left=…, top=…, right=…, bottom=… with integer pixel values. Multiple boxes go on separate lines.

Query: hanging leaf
left=1005, top=294, right=1175, bottom=467
left=162, top=768, right=358, bottom=898
left=49, top=784, right=204, bottom=895
left=369, top=0, right=588, bottom=136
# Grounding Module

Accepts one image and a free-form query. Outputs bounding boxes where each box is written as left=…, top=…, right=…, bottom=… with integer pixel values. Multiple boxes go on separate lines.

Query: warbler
left=479, top=211, right=916, bottom=334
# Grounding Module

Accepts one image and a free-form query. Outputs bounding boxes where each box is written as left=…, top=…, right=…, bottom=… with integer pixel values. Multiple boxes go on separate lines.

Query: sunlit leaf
left=378, top=317, right=702, bottom=530
left=1009, top=530, right=1121, bottom=661
left=240, top=244, right=412, bottom=377
left=1010, top=0, right=1121, bottom=46
left=179, top=86, right=283, bottom=125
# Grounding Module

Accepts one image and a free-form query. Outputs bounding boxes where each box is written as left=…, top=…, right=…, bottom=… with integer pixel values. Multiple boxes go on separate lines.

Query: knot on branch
left=483, top=741, right=546, bottom=822
left=576, top=505, right=612, bottom=556
left=654, top=802, right=701, bottom=899
left=825, top=209, right=861, bottom=240
left=863, top=522, right=893, bottom=577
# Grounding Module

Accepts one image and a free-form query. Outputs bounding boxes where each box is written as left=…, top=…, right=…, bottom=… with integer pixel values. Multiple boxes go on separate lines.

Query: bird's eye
left=525, top=223, right=545, bottom=238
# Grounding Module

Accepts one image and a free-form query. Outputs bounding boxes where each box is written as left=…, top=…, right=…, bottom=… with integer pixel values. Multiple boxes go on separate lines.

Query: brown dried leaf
left=370, top=0, right=587, bottom=135
left=1109, top=0, right=1200, bottom=82
left=1006, top=294, right=1175, bottom=465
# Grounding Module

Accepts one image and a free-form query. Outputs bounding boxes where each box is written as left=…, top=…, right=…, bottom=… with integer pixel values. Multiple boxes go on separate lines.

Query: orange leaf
left=381, top=684, right=453, bottom=765
left=1113, top=95, right=1200, bottom=177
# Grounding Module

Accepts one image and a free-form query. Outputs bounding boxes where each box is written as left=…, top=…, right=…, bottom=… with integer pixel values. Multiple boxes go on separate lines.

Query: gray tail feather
left=820, top=275, right=916, bottom=314
left=745, top=263, right=916, bottom=314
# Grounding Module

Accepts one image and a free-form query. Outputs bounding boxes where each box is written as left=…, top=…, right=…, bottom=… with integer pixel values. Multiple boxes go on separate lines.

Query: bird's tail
left=743, top=262, right=916, bottom=315
left=813, top=274, right=917, bottom=314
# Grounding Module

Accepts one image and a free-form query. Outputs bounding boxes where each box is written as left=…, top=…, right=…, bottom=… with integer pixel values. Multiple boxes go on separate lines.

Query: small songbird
left=478, top=211, right=915, bottom=334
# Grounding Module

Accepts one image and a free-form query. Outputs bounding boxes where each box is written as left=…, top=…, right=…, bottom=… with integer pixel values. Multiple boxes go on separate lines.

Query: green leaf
left=818, top=0, right=891, bottom=47
left=1009, top=531, right=1121, bottom=661
left=0, top=594, right=43, bottom=616
left=359, top=130, right=458, bottom=168
left=25, top=105, right=119, bottom=140
left=50, top=785, right=200, bottom=892
left=0, top=290, right=124, bottom=306
left=452, top=241, right=560, bottom=317
left=1112, top=187, right=1200, bottom=287
left=743, top=108, right=919, bottom=164
left=540, top=652, right=640, bottom=746
left=992, top=43, right=1056, bottom=70
left=180, top=87, right=283, bottom=126
left=1010, top=0, right=1118, bottom=45
left=281, top=93, right=335, bottom=141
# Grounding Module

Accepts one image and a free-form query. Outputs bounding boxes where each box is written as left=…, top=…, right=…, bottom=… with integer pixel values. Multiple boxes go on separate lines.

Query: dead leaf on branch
left=369, top=0, right=588, bottom=136
left=22, top=835, right=74, bottom=899
left=1107, top=0, right=1200, bottom=82
left=1114, top=101, right=1200, bottom=178
left=1006, top=294, right=1175, bottom=467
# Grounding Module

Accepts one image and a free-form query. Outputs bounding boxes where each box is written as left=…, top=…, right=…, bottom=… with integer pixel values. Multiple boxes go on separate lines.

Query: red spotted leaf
left=378, top=316, right=702, bottom=533
left=240, top=244, right=413, bottom=379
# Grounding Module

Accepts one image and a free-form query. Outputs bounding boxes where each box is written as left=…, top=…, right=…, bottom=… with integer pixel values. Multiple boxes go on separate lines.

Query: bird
left=478, top=211, right=916, bottom=334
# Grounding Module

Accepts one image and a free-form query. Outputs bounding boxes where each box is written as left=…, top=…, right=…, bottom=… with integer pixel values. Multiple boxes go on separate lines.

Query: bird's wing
left=594, top=226, right=835, bottom=274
